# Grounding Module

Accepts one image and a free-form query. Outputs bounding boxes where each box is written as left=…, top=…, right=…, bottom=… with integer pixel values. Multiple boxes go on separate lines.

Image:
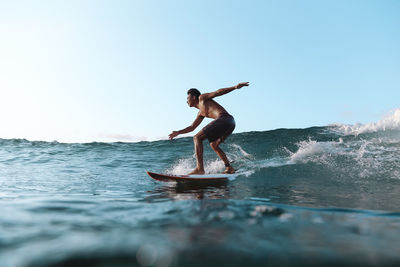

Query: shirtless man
left=169, top=82, right=249, bottom=175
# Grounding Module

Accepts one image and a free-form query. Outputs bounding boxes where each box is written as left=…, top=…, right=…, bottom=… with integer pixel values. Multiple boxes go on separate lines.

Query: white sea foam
left=332, top=108, right=400, bottom=136
left=285, top=134, right=400, bottom=179
left=229, top=144, right=253, bottom=159
left=166, top=144, right=254, bottom=175
left=165, top=158, right=195, bottom=175
left=166, top=157, right=233, bottom=175
left=288, top=138, right=375, bottom=166
left=288, top=139, right=342, bottom=164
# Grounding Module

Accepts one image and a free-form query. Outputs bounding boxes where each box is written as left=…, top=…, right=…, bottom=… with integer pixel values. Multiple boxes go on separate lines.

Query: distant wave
left=331, top=108, right=400, bottom=136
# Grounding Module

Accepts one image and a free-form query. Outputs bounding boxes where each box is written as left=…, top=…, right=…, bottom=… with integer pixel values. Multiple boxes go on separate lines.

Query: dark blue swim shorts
left=202, top=113, right=235, bottom=143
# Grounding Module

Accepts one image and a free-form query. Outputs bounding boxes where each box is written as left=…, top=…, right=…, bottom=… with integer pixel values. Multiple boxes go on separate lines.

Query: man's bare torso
left=198, top=98, right=229, bottom=119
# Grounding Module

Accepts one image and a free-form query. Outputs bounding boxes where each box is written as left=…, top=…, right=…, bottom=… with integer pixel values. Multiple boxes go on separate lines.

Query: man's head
left=187, top=88, right=201, bottom=107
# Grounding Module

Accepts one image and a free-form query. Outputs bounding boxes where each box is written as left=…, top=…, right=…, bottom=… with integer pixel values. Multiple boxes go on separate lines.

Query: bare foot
left=223, top=166, right=235, bottom=174
left=188, top=168, right=205, bottom=175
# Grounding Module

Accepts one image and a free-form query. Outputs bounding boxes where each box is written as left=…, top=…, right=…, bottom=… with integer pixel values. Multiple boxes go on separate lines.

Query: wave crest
left=332, top=108, right=400, bottom=136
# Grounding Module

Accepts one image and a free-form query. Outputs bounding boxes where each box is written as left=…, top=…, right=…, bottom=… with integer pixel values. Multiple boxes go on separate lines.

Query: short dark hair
left=187, top=88, right=201, bottom=98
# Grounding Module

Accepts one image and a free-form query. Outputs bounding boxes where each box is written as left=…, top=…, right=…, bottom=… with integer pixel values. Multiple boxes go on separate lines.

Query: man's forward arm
left=200, top=82, right=249, bottom=101
left=169, top=114, right=205, bottom=140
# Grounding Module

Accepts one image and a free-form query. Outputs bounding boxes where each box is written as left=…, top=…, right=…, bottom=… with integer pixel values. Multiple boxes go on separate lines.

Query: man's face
left=187, top=94, right=195, bottom=107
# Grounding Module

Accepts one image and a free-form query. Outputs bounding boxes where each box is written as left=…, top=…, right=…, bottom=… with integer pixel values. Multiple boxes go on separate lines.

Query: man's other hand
left=236, top=82, right=249, bottom=89
left=169, top=131, right=179, bottom=140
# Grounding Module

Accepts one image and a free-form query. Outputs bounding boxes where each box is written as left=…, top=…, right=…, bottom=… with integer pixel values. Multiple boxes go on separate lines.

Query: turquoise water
left=1, top=120, right=400, bottom=266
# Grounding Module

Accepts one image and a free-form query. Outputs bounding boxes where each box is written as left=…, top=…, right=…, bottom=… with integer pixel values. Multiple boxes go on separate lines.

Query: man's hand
left=236, top=82, right=249, bottom=89
left=169, top=131, right=179, bottom=140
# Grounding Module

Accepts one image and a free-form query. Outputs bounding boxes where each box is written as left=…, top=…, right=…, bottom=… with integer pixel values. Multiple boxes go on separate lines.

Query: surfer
left=169, top=82, right=249, bottom=175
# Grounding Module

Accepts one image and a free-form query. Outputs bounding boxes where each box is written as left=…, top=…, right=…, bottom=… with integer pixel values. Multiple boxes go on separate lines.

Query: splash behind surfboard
left=146, top=171, right=236, bottom=182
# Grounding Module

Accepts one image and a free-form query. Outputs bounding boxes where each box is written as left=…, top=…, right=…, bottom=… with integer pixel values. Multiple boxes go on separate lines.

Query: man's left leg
left=210, top=139, right=235, bottom=174
left=188, top=131, right=208, bottom=175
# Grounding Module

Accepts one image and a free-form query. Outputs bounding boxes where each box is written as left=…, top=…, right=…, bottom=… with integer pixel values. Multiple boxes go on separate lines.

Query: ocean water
left=2, top=110, right=400, bottom=266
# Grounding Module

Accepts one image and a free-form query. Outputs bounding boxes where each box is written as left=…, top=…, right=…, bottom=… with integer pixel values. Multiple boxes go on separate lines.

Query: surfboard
left=146, top=171, right=235, bottom=182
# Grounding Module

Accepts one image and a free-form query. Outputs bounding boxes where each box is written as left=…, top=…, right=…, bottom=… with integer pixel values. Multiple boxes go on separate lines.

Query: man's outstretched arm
left=169, top=114, right=205, bottom=140
left=200, top=82, right=249, bottom=101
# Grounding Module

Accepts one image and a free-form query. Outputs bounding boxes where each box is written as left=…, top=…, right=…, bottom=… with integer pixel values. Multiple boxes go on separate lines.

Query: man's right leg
left=189, top=131, right=207, bottom=175
left=210, top=139, right=235, bottom=174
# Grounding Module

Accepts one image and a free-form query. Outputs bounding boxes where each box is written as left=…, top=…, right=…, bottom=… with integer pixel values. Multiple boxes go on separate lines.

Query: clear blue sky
left=0, top=0, right=399, bottom=142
